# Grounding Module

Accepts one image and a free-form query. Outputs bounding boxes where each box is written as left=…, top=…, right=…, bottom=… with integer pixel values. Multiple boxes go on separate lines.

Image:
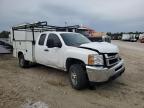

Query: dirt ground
left=0, top=40, right=144, bottom=108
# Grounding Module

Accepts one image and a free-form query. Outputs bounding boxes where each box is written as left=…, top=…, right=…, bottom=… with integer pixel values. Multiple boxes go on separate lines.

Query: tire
left=18, top=54, right=29, bottom=68
left=69, top=64, right=88, bottom=90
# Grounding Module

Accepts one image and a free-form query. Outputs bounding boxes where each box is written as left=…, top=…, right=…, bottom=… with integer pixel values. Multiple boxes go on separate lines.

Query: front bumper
left=86, top=59, right=125, bottom=82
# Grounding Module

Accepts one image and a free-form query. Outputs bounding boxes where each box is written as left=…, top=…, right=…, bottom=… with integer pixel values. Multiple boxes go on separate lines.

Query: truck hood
left=80, top=42, right=119, bottom=53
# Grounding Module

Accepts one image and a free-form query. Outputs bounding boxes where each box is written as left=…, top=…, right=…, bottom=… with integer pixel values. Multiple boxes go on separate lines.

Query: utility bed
left=12, top=28, right=42, bottom=62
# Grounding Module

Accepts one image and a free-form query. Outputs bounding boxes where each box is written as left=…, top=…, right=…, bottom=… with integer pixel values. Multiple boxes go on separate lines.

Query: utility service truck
left=11, top=21, right=125, bottom=90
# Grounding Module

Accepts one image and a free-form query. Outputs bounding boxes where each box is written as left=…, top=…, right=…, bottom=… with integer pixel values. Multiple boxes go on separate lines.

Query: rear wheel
left=69, top=64, right=88, bottom=90
left=18, top=54, right=29, bottom=68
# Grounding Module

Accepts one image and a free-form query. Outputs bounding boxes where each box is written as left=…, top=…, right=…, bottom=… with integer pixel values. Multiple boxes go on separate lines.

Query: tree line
left=0, top=31, right=10, bottom=38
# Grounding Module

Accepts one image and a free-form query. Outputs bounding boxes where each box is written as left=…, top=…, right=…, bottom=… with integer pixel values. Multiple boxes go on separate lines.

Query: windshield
left=77, top=29, right=90, bottom=37
left=60, top=33, right=91, bottom=46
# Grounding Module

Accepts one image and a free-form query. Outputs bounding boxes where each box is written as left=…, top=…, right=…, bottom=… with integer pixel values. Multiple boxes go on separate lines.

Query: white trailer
left=122, top=34, right=130, bottom=41
left=122, top=34, right=137, bottom=42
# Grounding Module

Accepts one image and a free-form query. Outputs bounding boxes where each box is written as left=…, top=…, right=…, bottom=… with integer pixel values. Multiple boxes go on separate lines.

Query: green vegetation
left=0, top=31, right=10, bottom=38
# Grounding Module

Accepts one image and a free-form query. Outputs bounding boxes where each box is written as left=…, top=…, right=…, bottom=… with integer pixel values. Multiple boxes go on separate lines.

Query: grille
left=107, top=53, right=117, bottom=57
left=109, top=58, right=118, bottom=64
left=105, top=53, right=119, bottom=67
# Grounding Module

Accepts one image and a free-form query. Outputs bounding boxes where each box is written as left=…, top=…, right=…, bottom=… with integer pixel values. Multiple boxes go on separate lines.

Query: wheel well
left=18, top=52, right=23, bottom=58
left=66, top=58, right=86, bottom=72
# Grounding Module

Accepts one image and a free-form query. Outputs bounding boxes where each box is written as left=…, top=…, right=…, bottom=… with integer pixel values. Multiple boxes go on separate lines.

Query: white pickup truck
left=11, top=23, right=125, bottom=90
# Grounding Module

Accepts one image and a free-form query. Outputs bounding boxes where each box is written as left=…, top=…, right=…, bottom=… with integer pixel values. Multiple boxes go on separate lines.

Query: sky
left=0, top=0, right=144, bottom=32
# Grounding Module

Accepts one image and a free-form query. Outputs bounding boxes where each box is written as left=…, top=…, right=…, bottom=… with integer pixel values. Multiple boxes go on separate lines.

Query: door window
left=38, top=34, right=46, bottom=45
left=47, top=33, right=62, bottom=47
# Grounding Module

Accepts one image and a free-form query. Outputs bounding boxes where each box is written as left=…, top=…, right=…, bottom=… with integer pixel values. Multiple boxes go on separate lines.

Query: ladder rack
left=12, top=21, right=80, bottom=32
left=12, top=21, right=80, bottom=44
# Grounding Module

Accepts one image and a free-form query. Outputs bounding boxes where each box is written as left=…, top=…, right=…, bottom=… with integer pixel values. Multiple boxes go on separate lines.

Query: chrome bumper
left=86, top=59, right=125, bottom=82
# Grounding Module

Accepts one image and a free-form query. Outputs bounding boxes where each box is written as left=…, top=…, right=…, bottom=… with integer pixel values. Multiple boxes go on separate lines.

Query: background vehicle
left=122, top=34, right=137, bottom=42
left=11, top=21, right=125, bottom=90
left=139, top=34, right=144, bottom=43
left=122, top=34, right=130, bottom=41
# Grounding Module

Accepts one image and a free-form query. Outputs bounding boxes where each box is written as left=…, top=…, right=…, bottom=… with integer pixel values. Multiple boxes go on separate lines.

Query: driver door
left=44, top=33, right=63, bottom=67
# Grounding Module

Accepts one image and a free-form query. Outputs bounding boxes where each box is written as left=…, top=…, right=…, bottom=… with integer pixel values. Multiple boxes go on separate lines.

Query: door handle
left=44, top=49, right=49, bottom=51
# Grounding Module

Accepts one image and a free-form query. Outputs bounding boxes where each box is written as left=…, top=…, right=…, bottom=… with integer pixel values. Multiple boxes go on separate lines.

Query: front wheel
left=18, top=54, right=29, bottom=68
left=69, top=64, right=88, bottom=90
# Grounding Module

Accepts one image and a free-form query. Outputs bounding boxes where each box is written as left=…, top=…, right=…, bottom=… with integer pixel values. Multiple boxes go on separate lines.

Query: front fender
left=63, top=47, right=97, bottom=69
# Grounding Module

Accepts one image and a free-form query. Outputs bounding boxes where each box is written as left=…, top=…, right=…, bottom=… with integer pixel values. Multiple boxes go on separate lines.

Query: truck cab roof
left=40, top=31, right=79, bottom=34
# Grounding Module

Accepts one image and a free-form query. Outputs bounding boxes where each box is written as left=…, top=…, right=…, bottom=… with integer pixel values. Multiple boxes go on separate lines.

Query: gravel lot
left=0, top=45, right=10, bottom=54
left=0, top=40, right=144, bottom=108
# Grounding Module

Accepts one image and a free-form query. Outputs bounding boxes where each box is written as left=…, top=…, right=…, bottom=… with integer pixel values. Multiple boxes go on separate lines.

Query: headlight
left=88, top=54, right=104, bottom=65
